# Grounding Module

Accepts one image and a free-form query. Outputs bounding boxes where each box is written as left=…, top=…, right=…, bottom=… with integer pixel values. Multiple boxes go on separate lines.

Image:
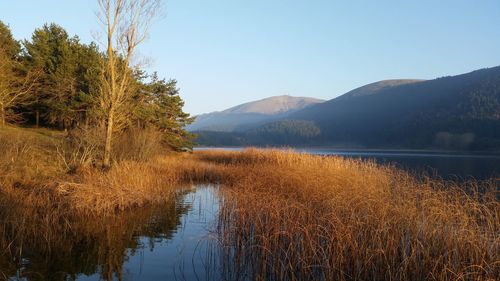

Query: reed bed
left=194, top=149, right=499, bottom=281
left=1, top=126, right=499, bottom=281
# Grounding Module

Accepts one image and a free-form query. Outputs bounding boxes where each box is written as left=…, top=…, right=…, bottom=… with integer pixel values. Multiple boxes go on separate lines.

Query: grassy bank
left=0, top=127, right=499, bottom=280
left=0, top=125, right=211, bottom=215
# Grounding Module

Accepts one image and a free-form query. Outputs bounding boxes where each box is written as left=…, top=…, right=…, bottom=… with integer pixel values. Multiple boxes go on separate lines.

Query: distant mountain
left=187, top=95, right=324, bottom=132
left=196, top=66, right=500, bottom=150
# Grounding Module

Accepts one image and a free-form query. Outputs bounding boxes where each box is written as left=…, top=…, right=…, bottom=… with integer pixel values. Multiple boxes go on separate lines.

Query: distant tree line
left=195, top=120, right=321, bottom=147
left=0, top=12, right=194, bottom=165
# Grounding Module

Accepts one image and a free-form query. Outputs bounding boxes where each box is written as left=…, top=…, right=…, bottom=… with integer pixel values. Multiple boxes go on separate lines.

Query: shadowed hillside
left=292, top=66, right=500, bottom=149
left=196, top=66, right=500, bottom=150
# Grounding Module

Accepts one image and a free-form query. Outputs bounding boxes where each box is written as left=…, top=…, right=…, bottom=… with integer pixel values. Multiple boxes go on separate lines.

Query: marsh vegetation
left=0, top=129, right=498, bottom=280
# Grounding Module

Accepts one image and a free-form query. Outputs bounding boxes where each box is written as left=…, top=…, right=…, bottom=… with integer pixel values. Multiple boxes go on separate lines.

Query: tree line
left=0, top=0, right=195, bottom=167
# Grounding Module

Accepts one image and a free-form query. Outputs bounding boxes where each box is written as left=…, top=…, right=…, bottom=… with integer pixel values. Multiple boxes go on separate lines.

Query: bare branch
left=96, top=0, right=162, bottom=167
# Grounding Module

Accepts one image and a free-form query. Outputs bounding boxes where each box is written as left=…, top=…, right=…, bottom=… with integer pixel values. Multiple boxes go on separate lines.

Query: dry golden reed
left=0, top=126, right=210, bottom=215
left=195, top=149, right=499, bottom=281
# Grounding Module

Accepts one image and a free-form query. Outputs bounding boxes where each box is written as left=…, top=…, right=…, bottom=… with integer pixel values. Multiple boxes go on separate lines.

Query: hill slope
left=340, top=79, right=424, bottom=98
left=290, top=66, right=500, bottom=149
left=196, top=66, right=500, bottom=150
left=187, top=95, right=324, bottom=132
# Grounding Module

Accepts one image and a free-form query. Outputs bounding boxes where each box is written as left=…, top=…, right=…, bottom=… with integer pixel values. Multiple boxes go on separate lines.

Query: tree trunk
left=103, top=110, right=114, bottom=168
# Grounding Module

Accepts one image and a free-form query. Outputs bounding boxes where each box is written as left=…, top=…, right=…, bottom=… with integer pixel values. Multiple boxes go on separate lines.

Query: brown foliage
left=196, top=149, right=500, bottom=281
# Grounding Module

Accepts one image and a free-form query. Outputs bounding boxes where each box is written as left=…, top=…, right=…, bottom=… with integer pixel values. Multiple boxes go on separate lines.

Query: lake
left=196, top=147, right=500, bottom=181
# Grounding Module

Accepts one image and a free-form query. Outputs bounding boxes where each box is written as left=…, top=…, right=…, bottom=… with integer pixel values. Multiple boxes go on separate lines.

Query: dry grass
left=0, top=126, right=206, bottom=215
left=194, top=149, right=499, bottom=281
left=54, top=154, right=208, bottom=214
left=0, top=125, right=64, bottom=182
left=0, top=126, right=499, bottom=280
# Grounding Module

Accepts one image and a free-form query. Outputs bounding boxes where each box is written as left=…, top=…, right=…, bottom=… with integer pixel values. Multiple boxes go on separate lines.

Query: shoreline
left=194, top=146, right=500, bottom=156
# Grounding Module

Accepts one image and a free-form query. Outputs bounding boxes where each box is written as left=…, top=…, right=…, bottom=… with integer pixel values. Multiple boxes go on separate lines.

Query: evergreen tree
left=23, top=23, right=79, bottom=128
left=134, top=73, right=195, bottom=149
left=0, top=21, right=20, bottom=59
left=0, top=21, right=39, bottom=125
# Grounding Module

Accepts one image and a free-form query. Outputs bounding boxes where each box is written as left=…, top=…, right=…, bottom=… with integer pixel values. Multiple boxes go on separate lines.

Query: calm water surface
left=4, top=186, right=222, bottom=281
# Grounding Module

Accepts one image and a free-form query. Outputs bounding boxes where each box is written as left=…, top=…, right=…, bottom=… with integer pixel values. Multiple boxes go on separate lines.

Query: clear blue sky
left=1, top=1, right=500, bottom=115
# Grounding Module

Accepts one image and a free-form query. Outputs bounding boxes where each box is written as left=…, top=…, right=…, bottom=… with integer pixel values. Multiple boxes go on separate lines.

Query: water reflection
left=0, top=186, right=220, bottom=281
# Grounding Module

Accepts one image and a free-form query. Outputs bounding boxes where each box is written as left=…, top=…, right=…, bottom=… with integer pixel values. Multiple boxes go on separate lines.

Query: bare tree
left=0, top=47, right=39, bottom=126
left=97, top=0, right=161, bottom=168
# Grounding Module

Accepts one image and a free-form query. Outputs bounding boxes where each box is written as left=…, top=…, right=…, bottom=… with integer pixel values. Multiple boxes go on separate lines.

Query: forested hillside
left=196, top=120, right=321, bottom=146
left=196, top=67, right=500, bottom=150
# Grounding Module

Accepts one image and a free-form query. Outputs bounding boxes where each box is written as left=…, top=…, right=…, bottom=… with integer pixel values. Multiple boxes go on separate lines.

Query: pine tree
left=23, top=24, right=102, bottom=128
left=0, top=21, right=39, bottom=125
left=134, top=73, right=195, bottom=149
left=0, top=21, right=20, bottom=58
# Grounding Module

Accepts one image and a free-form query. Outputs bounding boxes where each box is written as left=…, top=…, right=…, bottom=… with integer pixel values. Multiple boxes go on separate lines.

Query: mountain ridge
left=195, top=65, right=500, bottom=150
left=340, top=79, right=424, bottom=98
left=187, top=95, right=324, bottom=132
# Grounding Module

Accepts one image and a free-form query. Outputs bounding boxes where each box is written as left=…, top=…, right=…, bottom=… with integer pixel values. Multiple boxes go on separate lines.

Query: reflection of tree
left=0, top=191, right=192, bottom=281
